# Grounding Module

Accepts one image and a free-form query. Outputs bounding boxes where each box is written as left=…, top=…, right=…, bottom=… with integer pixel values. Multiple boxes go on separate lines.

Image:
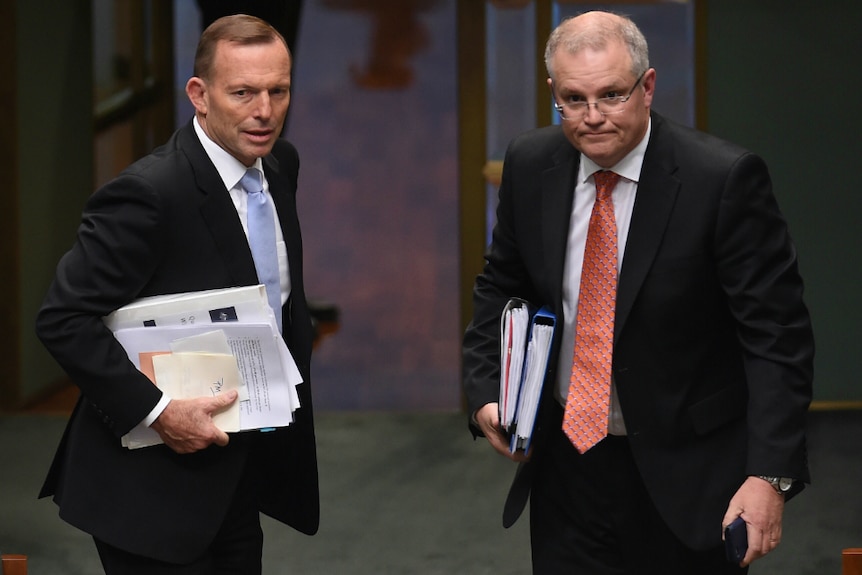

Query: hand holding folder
left=499, top=299, right=556, bottom=453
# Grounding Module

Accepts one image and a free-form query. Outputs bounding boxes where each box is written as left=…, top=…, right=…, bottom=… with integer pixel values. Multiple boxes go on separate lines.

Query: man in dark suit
left=462, top=11, right=814, bottom=575
left=35, top=15, right=317, bottom=574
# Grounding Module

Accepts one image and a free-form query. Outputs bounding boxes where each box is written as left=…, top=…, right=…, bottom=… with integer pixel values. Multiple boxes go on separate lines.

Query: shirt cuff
left=142, top=394, right=171, bottom=428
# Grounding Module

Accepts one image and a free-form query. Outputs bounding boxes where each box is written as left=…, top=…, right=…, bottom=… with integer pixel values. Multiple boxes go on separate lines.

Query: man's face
left=187, top=39, right=292, bottom=166
left=548, top=40, right=654, bottom=168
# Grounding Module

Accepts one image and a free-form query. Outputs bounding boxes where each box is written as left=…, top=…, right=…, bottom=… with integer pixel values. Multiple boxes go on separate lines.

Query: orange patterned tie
left=563, top=170, right=620, bottom=453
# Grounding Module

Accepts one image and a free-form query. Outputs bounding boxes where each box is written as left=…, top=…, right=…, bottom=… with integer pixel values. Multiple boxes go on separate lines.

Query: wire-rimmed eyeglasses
left=552, top=70, right=646, bottom=121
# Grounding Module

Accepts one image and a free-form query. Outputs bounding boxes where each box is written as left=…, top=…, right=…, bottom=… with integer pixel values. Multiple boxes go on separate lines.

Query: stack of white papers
left=103, top=285, right=304, bottom=449
left=499, top=301, right=530, bottom=430
left=512, top=321, right=554, bottom=449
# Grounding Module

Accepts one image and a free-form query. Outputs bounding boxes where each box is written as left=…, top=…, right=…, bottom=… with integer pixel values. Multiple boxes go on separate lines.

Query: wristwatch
left=757, top=475, right=794, bottom=494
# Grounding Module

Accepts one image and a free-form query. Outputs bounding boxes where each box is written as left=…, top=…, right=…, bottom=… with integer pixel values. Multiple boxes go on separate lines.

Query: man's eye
left=564, top=95, right=585, bottom=104
left=604, top=91, right=623, bottom=99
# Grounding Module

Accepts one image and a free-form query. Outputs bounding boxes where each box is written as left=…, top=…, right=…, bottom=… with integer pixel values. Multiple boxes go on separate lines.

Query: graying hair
left=544, top=13, right=649, bottom=80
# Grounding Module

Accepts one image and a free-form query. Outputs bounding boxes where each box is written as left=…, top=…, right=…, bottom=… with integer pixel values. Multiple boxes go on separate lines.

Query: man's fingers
left=208, top=389, right=239, bottom=412
left=151, top=394, right=238, bottom=454
left=213, top=428, right=231, bottom=447
left=484, top=419, right=530, bottom=462
left=205, top=391, right=236, bottom=446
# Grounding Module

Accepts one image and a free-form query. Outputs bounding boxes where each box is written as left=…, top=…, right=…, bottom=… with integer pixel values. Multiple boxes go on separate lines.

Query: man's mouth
left=245, top=129, right=273, bottom=142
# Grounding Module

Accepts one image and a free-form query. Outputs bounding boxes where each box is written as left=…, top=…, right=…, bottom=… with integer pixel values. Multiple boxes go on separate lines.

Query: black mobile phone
left=724, top=517, right=748, bottom=563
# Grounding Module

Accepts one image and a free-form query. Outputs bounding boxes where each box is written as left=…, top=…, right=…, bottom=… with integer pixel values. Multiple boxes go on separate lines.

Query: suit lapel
left=542, top=143, right=579, bottom=312
left=263, top=152, right=305, bottom=297
left=178, top=123, right=259, bottom=286
left=262, top=153, right=299, bottom=262
left=615, top=114, right=679, bottom=339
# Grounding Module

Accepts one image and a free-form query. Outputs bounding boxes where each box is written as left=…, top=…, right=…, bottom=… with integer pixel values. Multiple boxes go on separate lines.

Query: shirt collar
left=193, top=116, right=264, bottom=191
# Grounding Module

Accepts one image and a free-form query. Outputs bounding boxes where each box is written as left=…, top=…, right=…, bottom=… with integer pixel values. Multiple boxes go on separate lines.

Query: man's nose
left=583, top=102, right=605, bottom=123
left=254, top=93, right=272, bottom=119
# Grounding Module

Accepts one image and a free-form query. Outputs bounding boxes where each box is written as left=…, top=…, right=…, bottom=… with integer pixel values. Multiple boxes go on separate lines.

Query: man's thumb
left=215, top=389, right=239, bottom=406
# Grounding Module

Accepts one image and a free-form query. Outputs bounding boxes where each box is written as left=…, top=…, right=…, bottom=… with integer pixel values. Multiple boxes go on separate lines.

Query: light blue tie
left=240, top=168, right=282, bottom=333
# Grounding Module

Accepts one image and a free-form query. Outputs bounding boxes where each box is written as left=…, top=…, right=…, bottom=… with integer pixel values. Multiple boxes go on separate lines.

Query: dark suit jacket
left=462, top=112, right=814, bottom=550
left=35, top=121, right=319, bottom=563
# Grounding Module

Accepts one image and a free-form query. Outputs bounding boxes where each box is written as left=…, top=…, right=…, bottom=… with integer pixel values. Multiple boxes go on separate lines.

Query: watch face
left=778, top=477, right=793, bottom=491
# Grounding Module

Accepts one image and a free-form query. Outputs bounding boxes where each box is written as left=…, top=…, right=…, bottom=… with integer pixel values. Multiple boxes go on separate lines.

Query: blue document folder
left=498, top=299, right=556, bottom=453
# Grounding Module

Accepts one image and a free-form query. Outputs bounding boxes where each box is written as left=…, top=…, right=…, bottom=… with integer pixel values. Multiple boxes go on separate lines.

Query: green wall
left=18, top=0, right=94, bottom=402
left=705, top=2, right=862, bottom=401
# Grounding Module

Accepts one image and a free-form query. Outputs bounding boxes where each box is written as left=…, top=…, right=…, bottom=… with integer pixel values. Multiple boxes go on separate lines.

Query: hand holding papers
left=499, top=299, right=556, bottom=453
left=103, top=285, right=303, bottom=449
left=150, top=337, right=243, bottom=434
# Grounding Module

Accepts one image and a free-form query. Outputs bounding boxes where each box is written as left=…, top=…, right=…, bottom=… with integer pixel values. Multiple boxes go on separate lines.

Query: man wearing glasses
left=462, top=11, right=813, bottom=575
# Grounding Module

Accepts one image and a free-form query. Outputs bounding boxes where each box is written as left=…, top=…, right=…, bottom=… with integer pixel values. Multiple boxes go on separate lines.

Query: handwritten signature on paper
left=210, top=377, right=225, bottom=396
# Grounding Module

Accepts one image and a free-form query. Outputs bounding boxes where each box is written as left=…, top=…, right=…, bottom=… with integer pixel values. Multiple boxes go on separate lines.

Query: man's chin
left=242, top=141, right=277, bottom=161
left=578, top=145, right=618, bottom=168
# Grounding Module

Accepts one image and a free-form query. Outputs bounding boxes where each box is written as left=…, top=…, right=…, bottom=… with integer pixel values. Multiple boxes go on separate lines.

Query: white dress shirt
left=555, top=119, right=652, bottom=436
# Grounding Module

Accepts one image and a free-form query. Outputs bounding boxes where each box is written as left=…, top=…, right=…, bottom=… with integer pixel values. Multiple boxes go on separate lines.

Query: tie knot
left=240, top=168, right=263, bottom=195
left=594, top=171, right=620, bottom=201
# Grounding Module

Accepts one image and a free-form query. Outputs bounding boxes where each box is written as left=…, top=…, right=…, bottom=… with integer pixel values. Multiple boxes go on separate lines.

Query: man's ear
left=641, top=68, right=657, bottom=107
left=186, top=77, right=208, bottom=115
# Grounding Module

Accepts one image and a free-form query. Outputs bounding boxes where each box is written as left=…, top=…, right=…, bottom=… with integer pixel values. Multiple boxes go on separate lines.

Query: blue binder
left=499, top=299, right=556, bottom=453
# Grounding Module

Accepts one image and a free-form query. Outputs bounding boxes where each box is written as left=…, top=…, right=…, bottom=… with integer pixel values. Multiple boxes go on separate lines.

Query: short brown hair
left=193, top=14, right=290, bottom=80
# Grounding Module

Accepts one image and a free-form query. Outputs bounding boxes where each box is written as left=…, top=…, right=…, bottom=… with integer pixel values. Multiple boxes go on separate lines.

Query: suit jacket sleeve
left=36, top=172, right=170, bottom=436
left=710, top=150, right=814, bottom=477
